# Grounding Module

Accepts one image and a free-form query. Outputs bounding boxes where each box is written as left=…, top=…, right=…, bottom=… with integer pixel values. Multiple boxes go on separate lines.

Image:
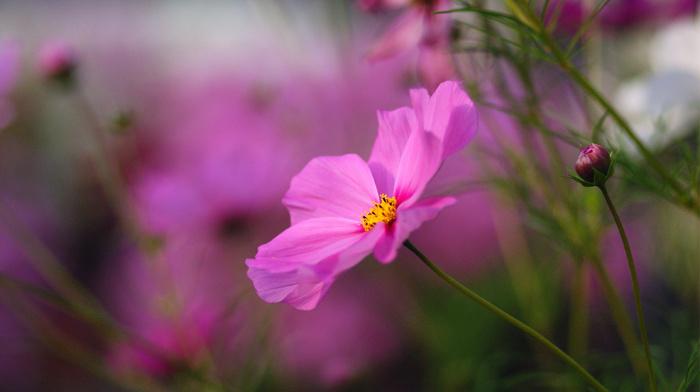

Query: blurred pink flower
left=130, top=79, right=313, bottom=238
left=108, top=310, right=216, bottom=378
left=545, top=0, right=698, bottom=33
left=35, top=40, right=77, bottom=81
left=599, top=0, right=698, bottom=29
left=246, top=81, right=478, bottom=310
left=359, top=0, right=410, bottom=13
left=129, top=62, right=411, bottom=239
left=0, top=39, right=20, bottom=130
left=101, top=235, right=250, bottom=379
left=362, top=0, right=455, bottom=90
left=275, top=274, right=407, bottom=388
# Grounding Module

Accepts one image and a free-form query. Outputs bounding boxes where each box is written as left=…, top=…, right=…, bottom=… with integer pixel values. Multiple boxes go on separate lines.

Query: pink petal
left=254, top=217, right=366, bottom=262
left=372, top=223, right=400, bottom=263
left=246, top=264, right=330, bottom=310
left=417, top=81, right=479, bottom=158
left=247, top=224, right=384, bottom=310
left=367, top=107, right=417, bottom=195
left=367, top=7, right=425, bottom=61
left=392, top=125, right=443, bottom=206
left=283, top=154, right=378, bottom=225
left=373, top=196, right=456, bottom=262
left=397, top=195, right=457, bottom=233
left=410, top=88, right=430, bottom=129
left=332, top=224, right=385, bottom=272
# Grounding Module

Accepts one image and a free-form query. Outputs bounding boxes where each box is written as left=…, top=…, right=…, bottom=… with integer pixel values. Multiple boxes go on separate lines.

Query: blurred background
left=0, top=1, right=697, bottom=391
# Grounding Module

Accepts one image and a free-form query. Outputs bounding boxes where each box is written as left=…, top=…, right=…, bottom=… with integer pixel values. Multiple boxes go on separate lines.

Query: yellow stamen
left=360, top=194, right=397, bottom=231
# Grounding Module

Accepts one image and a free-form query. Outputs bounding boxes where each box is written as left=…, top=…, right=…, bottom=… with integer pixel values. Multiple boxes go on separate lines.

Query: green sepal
left=564, top=167, right=596, bottom=187
left=565, top=149, right=618, bottom=188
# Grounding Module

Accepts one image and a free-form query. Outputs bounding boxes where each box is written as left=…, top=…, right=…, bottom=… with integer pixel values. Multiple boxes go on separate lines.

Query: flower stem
left=598, top=184, right=658, bottom=392
left=403, top=240, right=609, bottom=392
left=0, top=198, right=119, bottom=338
left=70, top=87, right=159, bottom=255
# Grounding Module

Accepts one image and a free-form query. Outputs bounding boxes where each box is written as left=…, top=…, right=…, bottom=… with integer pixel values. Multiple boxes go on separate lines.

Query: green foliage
left=675, top=342, right=699, bottom=392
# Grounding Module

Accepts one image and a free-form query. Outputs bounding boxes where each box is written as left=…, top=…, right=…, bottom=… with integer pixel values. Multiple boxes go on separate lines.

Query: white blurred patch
left=614, top=16, right=700, bottom=153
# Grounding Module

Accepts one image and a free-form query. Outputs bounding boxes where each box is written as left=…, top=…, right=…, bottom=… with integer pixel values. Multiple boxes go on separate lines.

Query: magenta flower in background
left=35, top=40, right=77, bottom=81
left=545, top=0, right=699, bottom=33
left=599, top=0, right=698, bottom=29
left=274, top=275, right=407, bottom=388
left=100, top=234, right=252, bottom=379
left=246, top=80, right=478, bottom=310
left=0, top=39, right=20, bottom=130
left=361, top=0, right=456, bottom=90
left=108, top=309, right=216, bottom=379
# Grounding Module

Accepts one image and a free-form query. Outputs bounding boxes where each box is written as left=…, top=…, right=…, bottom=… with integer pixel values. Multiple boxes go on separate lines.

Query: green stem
left=567, top=260, right=589, bottom=364
left=0, top=280, right=169, bottom=392
left=71, top=87, right=159, bottom=254
left=0, top=199, right=119, bottom=338
left=599, top=185, right=658, bottom=392
left=404, top=240, right=609, bottom=392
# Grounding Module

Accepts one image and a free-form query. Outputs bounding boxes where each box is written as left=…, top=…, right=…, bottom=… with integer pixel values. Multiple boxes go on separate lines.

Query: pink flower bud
left=36, top=41, right=76, bottom=81
left=575, top=144, right=611, bottom=184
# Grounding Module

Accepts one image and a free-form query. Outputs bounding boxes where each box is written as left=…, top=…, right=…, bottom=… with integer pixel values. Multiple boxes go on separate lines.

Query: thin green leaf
left=592, top=110, right=610, bottom=142
left=565, top=0, right=611, bottom=58
left=441, top=5, right=537, bottom=33
left=676, top=342, right=699, bottom=392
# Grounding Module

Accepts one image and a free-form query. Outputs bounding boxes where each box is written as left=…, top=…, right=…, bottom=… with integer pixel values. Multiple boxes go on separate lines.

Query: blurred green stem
left=70, top=86, right=186, bottom=320
left=0, top=199, right=119, bottom=338
left=0, top=279, right=169, bottom=392
left=567, top=260, right=589, bottom=364
left=404, top=240, right=609, bottom=392
left=589, top=254, right=649, bottom=384
left=70, top=87, right=161, bottom=254
left=599, top=184, right=658, bottom=392
left=71, top=87, right=231, bottom=391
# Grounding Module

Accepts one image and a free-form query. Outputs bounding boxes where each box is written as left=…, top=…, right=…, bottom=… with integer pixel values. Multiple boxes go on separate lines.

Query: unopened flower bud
left=575, top=144, right=611, bottom=185
left=36, top=41, right=77, bottom=84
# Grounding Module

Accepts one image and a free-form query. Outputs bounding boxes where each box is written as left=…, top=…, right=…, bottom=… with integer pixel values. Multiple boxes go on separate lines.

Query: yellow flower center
left=361, top=194, right=397, bottom=231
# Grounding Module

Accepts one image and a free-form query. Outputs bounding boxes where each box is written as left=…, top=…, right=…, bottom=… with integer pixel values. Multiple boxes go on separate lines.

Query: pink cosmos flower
left=246, top=80, right=478, bottom=310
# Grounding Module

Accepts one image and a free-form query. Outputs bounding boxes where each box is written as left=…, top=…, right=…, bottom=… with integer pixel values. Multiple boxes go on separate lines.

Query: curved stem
left=599, top=185, right=658, bottom=392
left=404, top=240, right=609, bottom=392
